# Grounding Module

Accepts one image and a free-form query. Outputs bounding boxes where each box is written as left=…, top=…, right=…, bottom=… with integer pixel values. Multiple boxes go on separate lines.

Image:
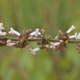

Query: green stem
left=0, top=37, right=80, bottom=44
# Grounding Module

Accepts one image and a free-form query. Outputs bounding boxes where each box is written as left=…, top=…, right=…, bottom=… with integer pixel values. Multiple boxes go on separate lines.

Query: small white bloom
left=50, top=42, right=60, bottom=49
left=69, top=32, right=80, bottom=40
left=0, top=23, right=5, bottom=31
left=67, top=25, right=75, bottom=33
left=30, top=47, right=40, bottom=55
left=55, top=36, right=58, bottom=39
left=69, top=35, right=76, bottom=39
left=9, top=27, right=21, bottom=36
left=6, top=39, right=15, bottom=46
left=75, top=32, right=80, bottom=40
left=0, top=31, right=6, bottom=36
left=30, top=28, right=41, bottom=37
left=69, top=32, right=77, bottom=39
left=77, top=33, right=80, bottom=39
left=7, top=42, right=15, bottom=47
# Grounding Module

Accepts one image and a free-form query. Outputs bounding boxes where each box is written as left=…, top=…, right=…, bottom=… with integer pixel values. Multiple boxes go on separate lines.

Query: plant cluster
left=0, top=23, right=80, bottom=54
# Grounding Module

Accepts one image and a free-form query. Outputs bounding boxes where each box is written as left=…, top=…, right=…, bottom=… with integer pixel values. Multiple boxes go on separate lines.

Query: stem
left=0, top=37, right=80, bottom=44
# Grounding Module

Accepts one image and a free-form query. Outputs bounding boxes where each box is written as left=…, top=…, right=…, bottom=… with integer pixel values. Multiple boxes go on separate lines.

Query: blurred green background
left=0, top=0, right=80, bottom=80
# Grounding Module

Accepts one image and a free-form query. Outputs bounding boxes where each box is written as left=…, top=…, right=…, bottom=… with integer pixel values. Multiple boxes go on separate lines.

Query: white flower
left=69, top=32, right=77, bottom=39
left=69, top=35, right=75, bottom=39
left=0, top=23, right=5, bottom=31
left=0, top=31, right=6, bottom=36
left=74, top=32, right=80, bottom=40
left=55, top=36, right=58, bottom=39
left=50, top=42, right=60, bottom=49
left=6, top=39, right=15, bottom=46
left=69, top=32, right=80, bottom=40
left=77, top=33, right=80, bottom=39
left=30, top=28, right=41, bottom=37
left=66, top=25, right=75, bottom=33
left=9, top=27, right=21, bottom=36
left=30, top=47, right=40, bottom=55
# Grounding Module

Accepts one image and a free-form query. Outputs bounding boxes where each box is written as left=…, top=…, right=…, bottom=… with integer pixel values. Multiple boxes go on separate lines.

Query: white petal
left=7, top=39, right=15, bottom=46
left=35, top=28, right=39, bottom=32
left=9, top=27, right=21, bottom=36
left=55, top=36, right=58, bottom=39
left=35, top=32, right=41, bottom=37
left=30, top=47, right=40, bottom=55
left=33, top=47, right=40, bottom=51
left=0, top=23, right=4, bottom=31
left=30, top=48, right=36, bottom=55
left=50, top=42, right=60, bottom=49
left=0, top=31, right=6, bottom=36
left=30, top=28, right=41, bottom=37
left=67, top=25, right=75, bottom=33
left=69, top=35, right=75, bottom=39
left=30, top=32, right=36, bottom=36
left=76, top=33, right=80, bottom=40
left=69, top=32, right=80, bottom=40
left=7, top=43, right=15, bottom=46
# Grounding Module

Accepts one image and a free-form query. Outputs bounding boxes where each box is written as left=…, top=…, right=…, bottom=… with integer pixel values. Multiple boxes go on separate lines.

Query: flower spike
left=0, top=22, right=79, bottom=53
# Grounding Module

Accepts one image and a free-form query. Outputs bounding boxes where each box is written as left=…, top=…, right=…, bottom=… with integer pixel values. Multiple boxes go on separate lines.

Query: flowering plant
left=0, top=23, right=80, bottom=54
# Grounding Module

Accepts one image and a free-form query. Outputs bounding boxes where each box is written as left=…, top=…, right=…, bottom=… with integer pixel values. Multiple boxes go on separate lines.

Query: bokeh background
left=0, top=0, right=80, bottom=80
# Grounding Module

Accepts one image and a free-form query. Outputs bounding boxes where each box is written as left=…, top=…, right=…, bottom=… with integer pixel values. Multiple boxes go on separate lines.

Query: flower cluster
left=0, top=23, right=80, bottom=54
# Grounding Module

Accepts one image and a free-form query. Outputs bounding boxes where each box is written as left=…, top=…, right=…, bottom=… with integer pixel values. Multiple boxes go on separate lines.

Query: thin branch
left=0, top=37, right=80, bottom=44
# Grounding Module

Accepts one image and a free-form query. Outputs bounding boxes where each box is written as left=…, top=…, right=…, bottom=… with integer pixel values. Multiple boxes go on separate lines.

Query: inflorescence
left=0, top=23, right=80, bottom=54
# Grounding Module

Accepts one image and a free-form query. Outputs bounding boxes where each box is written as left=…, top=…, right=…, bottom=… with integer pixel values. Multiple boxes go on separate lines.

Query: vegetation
left=0, top=0, right=80, bottom=80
